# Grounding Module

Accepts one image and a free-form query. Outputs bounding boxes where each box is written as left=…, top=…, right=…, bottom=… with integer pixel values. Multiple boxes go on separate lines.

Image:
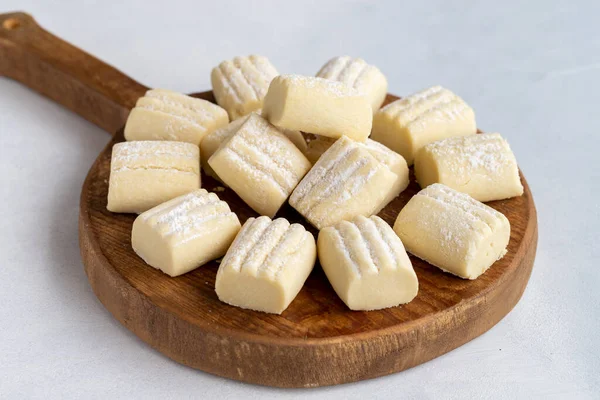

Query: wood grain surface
left=79, top=93, right=537, bottom=387
left=2, top=12, right=538, bottom=388
left=0, top=12, right=147, bottom=132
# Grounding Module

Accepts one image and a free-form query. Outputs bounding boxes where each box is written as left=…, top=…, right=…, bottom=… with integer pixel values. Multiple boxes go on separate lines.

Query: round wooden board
left=79, top=92, right=538, bottom=388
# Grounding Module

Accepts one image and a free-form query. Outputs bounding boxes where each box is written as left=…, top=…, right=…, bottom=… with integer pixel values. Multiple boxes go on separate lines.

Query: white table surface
left=0, top=1, right=598, bottom=398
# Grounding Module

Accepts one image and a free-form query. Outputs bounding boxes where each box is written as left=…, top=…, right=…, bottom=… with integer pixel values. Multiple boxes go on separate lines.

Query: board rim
left=78, top=91, right=538, bottom=387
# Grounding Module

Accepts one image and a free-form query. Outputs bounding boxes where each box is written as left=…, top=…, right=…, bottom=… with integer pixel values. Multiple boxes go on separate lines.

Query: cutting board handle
left=0, top=11, right=148, bottom=134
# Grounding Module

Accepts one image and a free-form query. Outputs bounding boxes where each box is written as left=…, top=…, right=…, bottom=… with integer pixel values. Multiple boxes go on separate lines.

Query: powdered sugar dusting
left=337, top=58, right=368, bottom=90
left=111, top=141, right=199, bottom=175
left=143, top=89, right=224, bottom=124
left=419, top=184, right=507, bottom=234
left=332, top=160, right=378, bottom=206
left=353, top=64, right=377, bottom=92
left=306, top=136, right=403, bottom=173
left=316, top=56, right=379, bottom=96
left=271, top=226, right=309, bottom=279
left=332, top=225, right=362, bottom=278
left=155, top=195, right=220, bottom=227
left=233, top=56, right=277, bottom=99
left=220, top=217, right=311, bottom=283
left=248, top=55, right=279, bottom=83
left=113, top=166, right=198, bottom=175
left=380, top=86, right=455, bottom=123
left=291, top=137, right=355, bottom=205
left=224, top=147, right=288, bottom=197
left=279, top=74, right=360, bottom=98
left=360, top=139, right=404, bottom=170
left=369, top=216, right=401, bottom=269
left=113, top=148, right=198, bottom=164
left=407, top=100, right=471, bottom=131
left=228, top=115, right=307, bottom=191
left=113, top=141, right=198, bottom=159
left=301, top=151, right=365, bottom=213
left=349, top=219, right=381, bottom=275
left=146, top=89, right=223, bottom=114
left=173, top=214, right=238, bottom=246
left=239, top=219, right=290, bottom=276
left=229, top=58, right=260, bottom=101
left=291, top=136, right=394, bottom=228
left=169, top=213, right=234, bottom=243
left=207, top=116, right=247, bottom=143
left=397, top=87, right=453, bottom=121
left=424, top=133, right=512, bottom=175
left=213, top=55, right=277, bottom=119
left=317, top=56, right=352, bottom=80
left=141, top=190, right=206, bottom=220
left=216, top=64, right=242, bottom=105
left=376, top=86, right=475, bottom=140
left=138, top=189, right=237, bottom=246
left=220, top=217, right=272, bottom=272
left=398, top=194, right=466, bottom=256
left=234, top=135, right=298, bottom=189
left=380, top=85, right=446, bottom=115
left=138, top=105, right=206, bottom=131
left=398, top=184, right=509, bottom=271
left=218, top=55, right=278, bottom=104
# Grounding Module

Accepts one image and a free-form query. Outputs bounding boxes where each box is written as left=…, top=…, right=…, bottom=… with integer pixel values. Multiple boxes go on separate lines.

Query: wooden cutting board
left=1, top=12, right=538, bottom=388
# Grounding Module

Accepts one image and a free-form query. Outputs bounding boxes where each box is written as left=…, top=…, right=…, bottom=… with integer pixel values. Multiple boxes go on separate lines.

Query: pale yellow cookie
left=211, top=55, right=279, bottom=120
left=414, top=133, right=523, bottom=201
left=289, top=136, right=398, bottom=229
left=124, top=89, right=228, bottom=145
left=132, top=189, right=241, bottom=277
left=200, top=114, right=306, bottom=180
left=316, top=55, right=388, bottom=112
left=215, top=216, right=316, bottom=314
left=107, top=141, right=200, bottom=213
left=304, top=136, right=409, bottom=207
left=371, top=86, right=476, bottom=165
left=318, top=215, right=418, bottom=310
left=393, top=184, right=510, bottom=279
left=262, top=74, right=372, bottom=141
left=208, top=114, right=311, bottom=217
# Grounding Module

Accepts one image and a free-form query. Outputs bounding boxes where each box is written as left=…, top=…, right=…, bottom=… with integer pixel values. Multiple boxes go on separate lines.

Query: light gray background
left=0, top=1, right=598, bottom=399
